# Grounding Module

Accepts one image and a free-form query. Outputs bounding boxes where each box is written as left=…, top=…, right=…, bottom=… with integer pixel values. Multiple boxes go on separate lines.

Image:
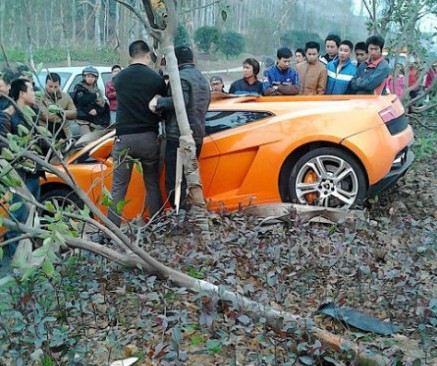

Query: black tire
left=289, top=147, right=367, bottom=209
left=39, top=187, right=84, bottom=213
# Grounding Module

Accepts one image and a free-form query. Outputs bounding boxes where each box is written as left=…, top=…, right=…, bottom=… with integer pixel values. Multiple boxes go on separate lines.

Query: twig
left=0, top=42, right=10, bottom=67
left=115, top=0, right=161, bottom=39
left=406, top=113, right=437, bottom=131
left=179, top=0, right=220, bottom=14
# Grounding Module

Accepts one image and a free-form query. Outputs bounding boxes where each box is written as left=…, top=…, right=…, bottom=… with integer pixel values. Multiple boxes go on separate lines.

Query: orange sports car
left=37, top=94, right=414, bottom=221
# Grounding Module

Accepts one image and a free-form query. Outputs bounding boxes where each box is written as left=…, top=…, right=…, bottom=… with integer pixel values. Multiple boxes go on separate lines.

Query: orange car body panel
left=1, top=94, right=414, bottom=234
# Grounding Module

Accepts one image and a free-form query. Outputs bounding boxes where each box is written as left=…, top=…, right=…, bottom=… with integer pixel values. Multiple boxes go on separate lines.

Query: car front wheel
left=289, top=147, right=367, bottom=209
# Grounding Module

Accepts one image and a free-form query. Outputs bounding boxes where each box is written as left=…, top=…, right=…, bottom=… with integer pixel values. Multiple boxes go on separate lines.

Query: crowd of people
left=208, top=34, right=436, bottom=98
left=1, top=33, right=436, bottom=253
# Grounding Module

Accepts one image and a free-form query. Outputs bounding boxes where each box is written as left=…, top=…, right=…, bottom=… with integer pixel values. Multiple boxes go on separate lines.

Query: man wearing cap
left=149, top=46, right=210, bottom=208
left=106, top=40, right=167, bottom=229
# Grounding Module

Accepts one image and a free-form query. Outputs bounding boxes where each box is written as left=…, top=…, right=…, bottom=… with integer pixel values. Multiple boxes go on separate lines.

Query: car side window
left=205, top=111, right=273, bottom=135
left=101, top=72, right=112, bottom=86
left=68, top=75, right=83, bottom=94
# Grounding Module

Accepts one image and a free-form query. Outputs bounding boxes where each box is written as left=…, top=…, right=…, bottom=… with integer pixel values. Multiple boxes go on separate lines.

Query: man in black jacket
left=107, top=40, right=166, bottom=228
left=149, top=46, right=210, bottom=208
left=0, top=79, right=41, bottom=256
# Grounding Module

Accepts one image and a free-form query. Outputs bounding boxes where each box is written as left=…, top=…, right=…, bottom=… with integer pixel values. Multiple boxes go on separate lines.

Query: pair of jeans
left=5, top=174, right=40, bottom=256
left=165, top=138, right=202, bottom=208
left=107, top=132, right=163, bottom=227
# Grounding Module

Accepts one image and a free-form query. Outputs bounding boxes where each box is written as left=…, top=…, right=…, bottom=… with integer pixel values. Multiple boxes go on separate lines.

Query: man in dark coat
left=149, top=46, right=211, bottom=208
left=107, top=40, right=166, bottom=228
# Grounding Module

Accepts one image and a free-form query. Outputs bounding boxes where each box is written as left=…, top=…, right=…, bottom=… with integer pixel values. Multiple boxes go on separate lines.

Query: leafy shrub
left=219, top=31, right=245, bottom=59
left=245, top=17, right=277, bottom=56
left=194, top=26, right=222, bottom=54
left=174, top=24, right=191, bottom=47
left=280, top=30, right=324, bottom=51
left=0, top=47, right=119, bottom=66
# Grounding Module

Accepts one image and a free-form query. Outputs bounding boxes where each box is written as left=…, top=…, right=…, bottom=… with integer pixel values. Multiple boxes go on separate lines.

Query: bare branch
left=179, top=0, right=220, bottom=14
left=406, top=112, right=437, bottom=130
left=115, top=0, right=152, bottom=32
left=141, top=0, right=166, bottom=30
left=162, top=0, right=177, bottom=36
left=0, top=43, right=10, bottom=67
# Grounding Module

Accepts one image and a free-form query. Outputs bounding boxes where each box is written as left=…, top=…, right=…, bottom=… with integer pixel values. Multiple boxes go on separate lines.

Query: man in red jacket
left=105, top=64, right=122, bottom=124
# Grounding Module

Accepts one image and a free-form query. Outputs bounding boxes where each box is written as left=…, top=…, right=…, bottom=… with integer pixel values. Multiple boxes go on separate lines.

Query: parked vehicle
left=33, top=66, right=112, bottom=99
left=38, top=94, right=414, bottom=219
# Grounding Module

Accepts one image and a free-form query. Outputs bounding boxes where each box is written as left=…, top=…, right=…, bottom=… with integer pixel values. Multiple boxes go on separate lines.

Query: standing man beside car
left=263, top=47, right=300, bottom=96
left=149, top=46, right=211, bottom=208
left=319, top=34, right=341, bottom=66
left=350, top=35, right=390, bottom=95
left=105, top=64, right=122, bottom=125
left=296, top=41, right=327, bottom=95
left=0, top=79, right=42, bottom=257
left=37, top=72, right=77, bottom=140
left=107, top=40, right=166, bottom=228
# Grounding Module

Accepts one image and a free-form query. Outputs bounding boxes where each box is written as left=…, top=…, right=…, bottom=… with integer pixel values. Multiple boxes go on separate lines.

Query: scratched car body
left=37, top=94, right=414, bottom=221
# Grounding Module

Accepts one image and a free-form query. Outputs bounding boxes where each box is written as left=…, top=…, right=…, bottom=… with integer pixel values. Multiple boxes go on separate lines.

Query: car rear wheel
left=289, top=147, right=367, bottom=209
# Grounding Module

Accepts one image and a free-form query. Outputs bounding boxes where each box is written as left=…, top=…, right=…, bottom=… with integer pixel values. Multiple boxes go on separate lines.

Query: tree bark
left=95, top=0, right=103, bottom=50
left=119, top=2, right=130, bottom=66
left=72, top=0, right=77, bottom=44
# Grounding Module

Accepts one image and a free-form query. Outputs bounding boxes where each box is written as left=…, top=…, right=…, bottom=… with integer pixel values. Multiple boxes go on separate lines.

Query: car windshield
left=33, top=72, right=72, bottom=90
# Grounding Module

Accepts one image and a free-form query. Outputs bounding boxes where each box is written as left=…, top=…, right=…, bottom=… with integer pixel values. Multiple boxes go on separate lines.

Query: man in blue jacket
left=263, top=47, right=300, bottom=96
left=325, top=40, right=357, bottom=95
left=350, top=35, right=390, bottom=95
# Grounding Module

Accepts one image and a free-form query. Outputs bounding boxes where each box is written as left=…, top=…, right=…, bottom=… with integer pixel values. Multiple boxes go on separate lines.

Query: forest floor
left=0, top=123, right=436, bottom=365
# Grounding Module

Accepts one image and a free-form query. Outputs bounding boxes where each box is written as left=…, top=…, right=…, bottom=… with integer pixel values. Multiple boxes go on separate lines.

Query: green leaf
left=116, top=199, right=130, bottom=214
left=206, top=339, right=222, bottom=353
left=33, top=246, right=48, bottom=257
left=0, top=148, right=14, bottom=160
left=102, top=186, right=113, bottom=207
left=190, top=335, right=203, bottom=345
left=21, top=265, right=38, bottom=282
left=9, top=202, right=23, bottom=212
left=172, top=326, right=182, bottom=344
left=134, top=161, right=143, bottom=175
left=17, top=124, right=30, bottom=136
left=0, top=275, right=16, bottom=289
left=48, top=104, right=62, bottom=114
left=221, top=9, right=228, bottom=21
left=0, top=247, right=3, bottom=260
left=42, top=259, right=55, bottom=277
left=44, top=201, right=56, bottom=212
left=0, top=214, right=3, bottom=227
left=21, top=70, right=32, bottom=78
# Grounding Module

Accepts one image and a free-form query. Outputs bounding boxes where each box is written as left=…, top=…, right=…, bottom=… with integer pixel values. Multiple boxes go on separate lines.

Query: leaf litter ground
left=1, top=129, right=436, bottom=365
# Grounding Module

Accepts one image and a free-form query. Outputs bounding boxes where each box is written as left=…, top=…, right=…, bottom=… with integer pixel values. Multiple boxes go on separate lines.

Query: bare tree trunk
left=24, top=0, right=34, bottom=69
left=0, top=0, right=5, bottom=45
left=61, top=1, right=72, bottom=66
left=95, top=0, right=102, bottom=50
left=72, top=0, right=77, bottom=44
left=83, top=3, right=88, bottom=44
left=119, top=3, right=130, bottom=66
left=50, top=0, right=54, bottom=47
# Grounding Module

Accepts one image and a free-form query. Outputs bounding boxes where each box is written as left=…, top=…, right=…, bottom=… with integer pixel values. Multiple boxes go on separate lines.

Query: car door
left=88, top=134, right=220, bottom=219
left=204, top=110, right=275, bottom=210
left=88, top=137, right=147, bottom=220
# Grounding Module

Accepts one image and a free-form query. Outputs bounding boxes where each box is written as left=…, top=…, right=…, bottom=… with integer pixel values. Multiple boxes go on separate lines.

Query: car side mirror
left=89, top=138, right=114, bottom=166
